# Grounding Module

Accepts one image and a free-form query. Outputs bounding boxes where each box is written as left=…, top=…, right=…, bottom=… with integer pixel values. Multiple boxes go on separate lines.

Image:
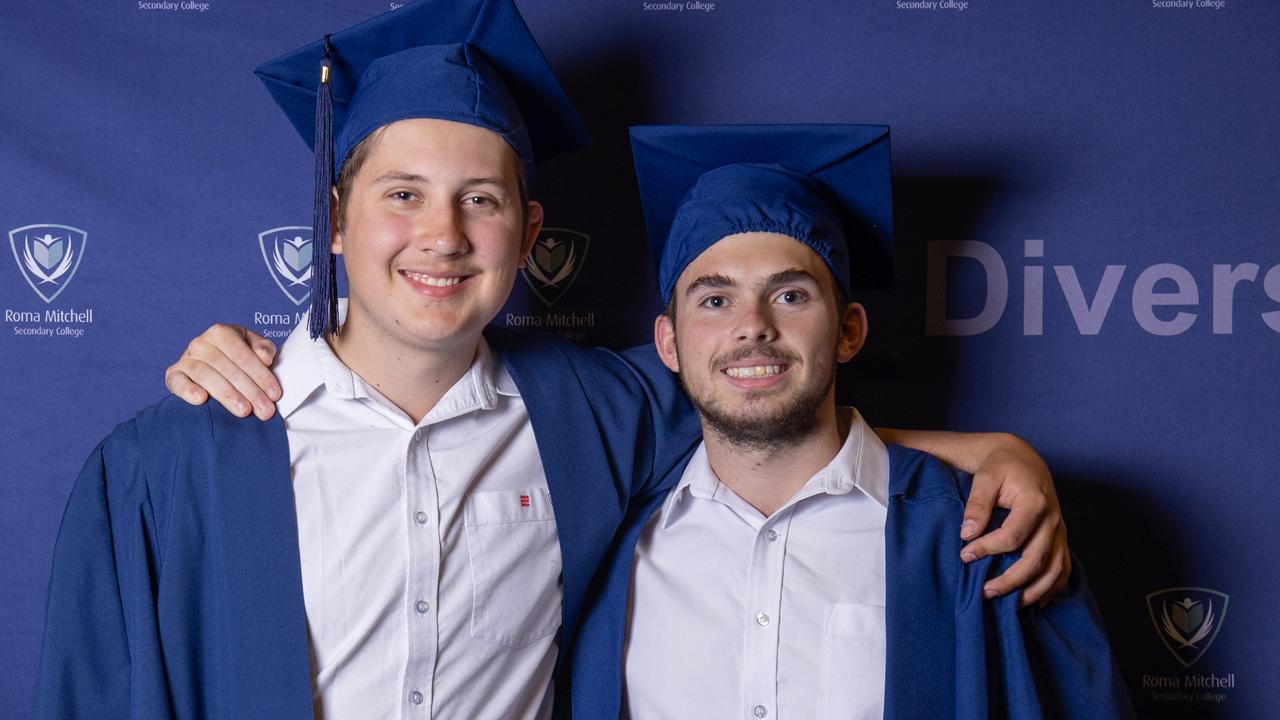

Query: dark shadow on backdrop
left=839, top=175, right=1004, bottom=426
left=1061, top=472, right=1220, bottom=720
left=519, top=39, right=666, bottom=350
left=838, top=174, right=1205, bottom=716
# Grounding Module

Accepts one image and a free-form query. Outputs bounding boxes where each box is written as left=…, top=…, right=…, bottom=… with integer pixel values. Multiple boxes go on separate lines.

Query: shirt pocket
left=818, top=602, right=887, bottom=720
left=465, top=488, right=563, bottom=648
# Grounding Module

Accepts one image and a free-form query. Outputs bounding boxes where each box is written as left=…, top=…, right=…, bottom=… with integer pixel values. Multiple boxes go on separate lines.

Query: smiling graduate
left=568, top=123, right=1134, bottom=719
left=37, top=2, right=1079, bottom=718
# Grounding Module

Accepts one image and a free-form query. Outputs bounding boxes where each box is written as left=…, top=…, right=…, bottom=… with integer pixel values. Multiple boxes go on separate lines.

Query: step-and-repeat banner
left=2, top=2, right=1274, bottom=717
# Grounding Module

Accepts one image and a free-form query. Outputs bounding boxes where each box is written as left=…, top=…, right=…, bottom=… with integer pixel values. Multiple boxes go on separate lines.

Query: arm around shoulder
left=880, top=428, right=1069, bottom=604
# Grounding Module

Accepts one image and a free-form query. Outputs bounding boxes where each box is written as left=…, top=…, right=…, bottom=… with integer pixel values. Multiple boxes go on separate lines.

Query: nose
left=734, top=299, right=777, bottom=344
left=415, top=203, right=469, bottom=256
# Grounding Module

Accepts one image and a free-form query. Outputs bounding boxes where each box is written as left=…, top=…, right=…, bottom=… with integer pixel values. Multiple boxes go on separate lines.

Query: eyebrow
left=683, top=268, right=821, bottom=298
left=683, top=273, right=736, bottom=298
left=460, top=176, right=509, bottom=189
left=369, top=173, right=510, bottom=190
left=371, top=171, right=429, bottom=185
left=765, top=269, right=821, bottom=287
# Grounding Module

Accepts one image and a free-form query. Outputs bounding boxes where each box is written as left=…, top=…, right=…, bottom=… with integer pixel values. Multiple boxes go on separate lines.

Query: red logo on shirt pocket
left=520, top=494, right=531, bottom=508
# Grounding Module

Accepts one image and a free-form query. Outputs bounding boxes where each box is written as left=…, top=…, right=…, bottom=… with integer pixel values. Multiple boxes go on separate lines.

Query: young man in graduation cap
left=38, top=1, right=1072, bottom=718
left=563, top=124, right=1133, bottom=718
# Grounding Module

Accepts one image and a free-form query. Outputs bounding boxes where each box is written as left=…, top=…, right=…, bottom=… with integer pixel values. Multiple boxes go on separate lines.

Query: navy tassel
left=309, top=35, right=338, bottom=339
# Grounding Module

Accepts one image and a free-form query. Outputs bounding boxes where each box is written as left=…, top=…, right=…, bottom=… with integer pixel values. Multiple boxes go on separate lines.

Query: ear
left=835, top=303, right=868, bottom=363
left=517, top=200, right=545, bottom=268
left=329, top=186, right=344, bottom=255
left=653, top=313, right=681, bottom=373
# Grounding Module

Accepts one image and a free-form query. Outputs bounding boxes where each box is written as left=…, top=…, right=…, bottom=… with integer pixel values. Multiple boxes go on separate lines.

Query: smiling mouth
left=723, top=364, right=787, bottom=379
left=401, top=270, right=467, bottom=288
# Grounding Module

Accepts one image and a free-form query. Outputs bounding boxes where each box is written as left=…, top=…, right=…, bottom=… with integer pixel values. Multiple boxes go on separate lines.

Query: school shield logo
left=258, top=226, right=313, bottom=306
left=520, top=228, right=589, bottom=307
left=9, top=224, right=88, bottom=304
left=1146, top=587, right=1229, bottom=668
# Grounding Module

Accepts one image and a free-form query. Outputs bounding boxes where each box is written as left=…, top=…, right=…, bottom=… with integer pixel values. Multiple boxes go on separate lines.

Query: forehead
left=676, top=232, right=833, bottom=289
left=360, top=118, right=520, bottom=175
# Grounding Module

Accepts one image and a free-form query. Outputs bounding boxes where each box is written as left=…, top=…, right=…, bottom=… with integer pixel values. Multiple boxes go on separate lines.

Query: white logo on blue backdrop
left=1146, top=587, right=1229, bottom=669
left=259, top=226, right=313, bottom=306
left=8, top=224, right=88, bottom=304
left=520, top=228, right=590, bottom=307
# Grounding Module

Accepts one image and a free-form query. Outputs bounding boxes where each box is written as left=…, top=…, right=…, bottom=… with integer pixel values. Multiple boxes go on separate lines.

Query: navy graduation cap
left=628, top=125, right=894, bottom=305
left=255, top=0, right=590, bottom=338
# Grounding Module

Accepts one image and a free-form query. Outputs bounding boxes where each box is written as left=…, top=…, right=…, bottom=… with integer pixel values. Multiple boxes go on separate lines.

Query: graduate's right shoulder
left=92, top=395, right=200, bottom=456
left=87, top=396, right=215, bottom=493
left=95, top=396, right=279, bottom=495
left=88, top=396, right=287, bottom=521
left=98, top=395, right=216, bottom=457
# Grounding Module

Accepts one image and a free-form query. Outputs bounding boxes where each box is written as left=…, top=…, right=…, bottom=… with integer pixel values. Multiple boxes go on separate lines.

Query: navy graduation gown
left=34, top=327, right=700, bottom=719
left=569, top=445, right=1135, bottom=719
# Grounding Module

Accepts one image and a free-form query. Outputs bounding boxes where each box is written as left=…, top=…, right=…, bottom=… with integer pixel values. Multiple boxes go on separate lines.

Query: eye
left=699, top=295, right=729, bottom=309
left=388, top=190, right=419, bottom=203
left=462, top=194, right=497, bottom=208
left=775, top=289, right=807, bottom=305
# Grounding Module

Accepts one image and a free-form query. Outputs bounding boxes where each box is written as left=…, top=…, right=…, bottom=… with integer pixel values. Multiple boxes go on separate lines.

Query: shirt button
left=415, top=599, right=430, bottom=615
left=415, top=510, right=428, bottom=526
left=755, top=613, right=770, bottom=626
left=753, top=705, right=768, bottom=718
left=409, top=690, right=424, bottom=706
left=766, top=529, right=779, bottom=542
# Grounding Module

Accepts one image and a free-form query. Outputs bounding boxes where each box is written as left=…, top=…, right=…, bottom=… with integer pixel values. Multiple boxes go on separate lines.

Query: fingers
left=248, top=332, right=279, bottom=372
left=957, top=435, right=1074, bottom=603
left=986, top=521, right=1055, bottom=602
left=182, top=345, right=257, bottom=417
left=960, top=489, right=1046, bottom=562
left=1032, top=527, right=1072, bottom=607
left=960, top=471, right=999, bottom=542
left=171, top=325, right=279, bottom=420
left=961, top=525, right=1023, bottom=566
left=1011, top=524, right=1070, bottom=607
left=218, top=326, right=281, bottom=404
left=164, top=368, right=209, bottom=406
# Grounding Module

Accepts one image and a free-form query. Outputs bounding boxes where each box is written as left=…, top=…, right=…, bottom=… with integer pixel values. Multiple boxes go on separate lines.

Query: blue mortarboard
left=255, top=0, right=590, bottom=338
left=629, top=125, right=894, bottom=306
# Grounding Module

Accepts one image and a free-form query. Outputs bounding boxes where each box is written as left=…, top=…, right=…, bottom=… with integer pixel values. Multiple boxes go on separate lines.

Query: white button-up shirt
left=275, top=321, right=560, bottom=720
left=624, top=409, right=889, bottom=720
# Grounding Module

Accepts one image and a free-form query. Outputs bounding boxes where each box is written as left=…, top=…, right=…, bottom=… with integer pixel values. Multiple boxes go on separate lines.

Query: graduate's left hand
left=959, top=438, right=1069, bottom=608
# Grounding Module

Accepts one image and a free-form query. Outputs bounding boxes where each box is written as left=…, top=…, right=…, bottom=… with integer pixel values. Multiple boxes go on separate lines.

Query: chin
left=394, top=315, right=475, bottom=349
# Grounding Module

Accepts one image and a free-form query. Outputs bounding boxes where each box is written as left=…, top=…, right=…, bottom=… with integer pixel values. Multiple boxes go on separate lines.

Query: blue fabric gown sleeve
left=889, top=450, right=1133, bottom=720
left=616, top=343, right=700, bottom=500
left=33, top=422, right=170, bottom=719
left=957, top=549, right=1136, bottom=720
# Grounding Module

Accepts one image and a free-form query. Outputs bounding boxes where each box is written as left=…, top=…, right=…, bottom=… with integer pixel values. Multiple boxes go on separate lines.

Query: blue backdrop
left=2, top=1, right=1274, bottom=717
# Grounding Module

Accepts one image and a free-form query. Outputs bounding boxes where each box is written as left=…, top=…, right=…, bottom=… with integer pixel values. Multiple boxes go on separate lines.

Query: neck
left=329, top=313, right=480, bottom=424
left=701, top=404, right=849, bottom=517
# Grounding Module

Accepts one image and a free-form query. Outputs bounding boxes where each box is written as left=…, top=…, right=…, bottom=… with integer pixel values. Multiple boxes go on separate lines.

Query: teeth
left=405, top=271, right=462, bottom=287
left=725, top=365, right=783, bottom=378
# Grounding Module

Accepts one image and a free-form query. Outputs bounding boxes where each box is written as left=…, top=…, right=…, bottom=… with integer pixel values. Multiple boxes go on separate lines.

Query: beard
left=676, top=341, right=836, bottom=453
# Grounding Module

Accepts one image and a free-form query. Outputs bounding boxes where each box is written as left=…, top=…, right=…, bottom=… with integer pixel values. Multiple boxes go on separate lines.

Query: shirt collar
left=274, top=305, right=519, bottom=422
left=422, top=339, right=520, bottom=425
left=274, top=319, right=326, bottom=420
left=815, top=407, right=889, bottom=507
left=658, top=407, right=889, bottom=529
